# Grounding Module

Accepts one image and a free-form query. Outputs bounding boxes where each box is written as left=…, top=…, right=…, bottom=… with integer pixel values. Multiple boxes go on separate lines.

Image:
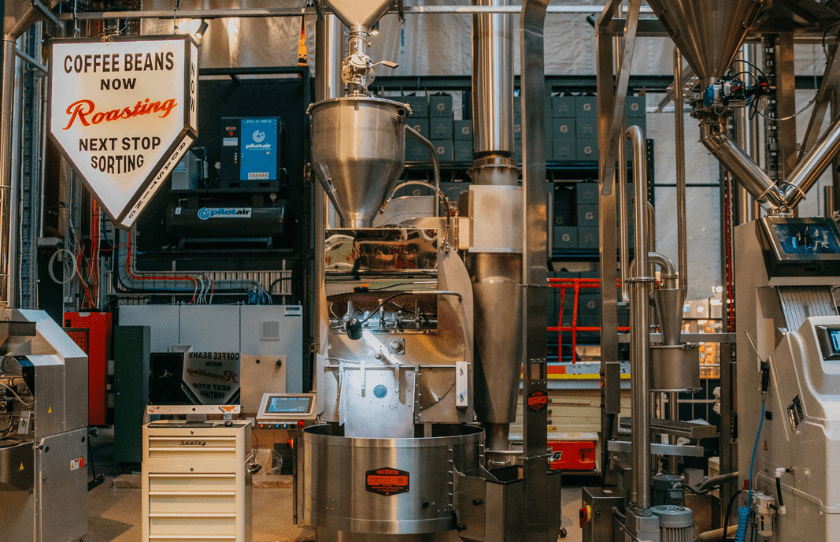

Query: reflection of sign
left=181, top=352, right=240, bottom=405
left=366, top=468, right=409, bottom=496
left=49, top=36, right=198, bottom=229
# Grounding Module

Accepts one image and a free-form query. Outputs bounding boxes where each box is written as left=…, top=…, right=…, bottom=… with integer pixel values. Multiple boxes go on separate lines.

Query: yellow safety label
left=48, top=407, right=52, bottom=413
left=19, top=463, right=24, bottom=471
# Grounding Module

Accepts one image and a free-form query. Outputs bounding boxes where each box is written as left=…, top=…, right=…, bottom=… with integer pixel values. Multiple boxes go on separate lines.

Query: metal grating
left=63, top=327, right=90, bottom=355
left=779, top=286, right=837, bottom=331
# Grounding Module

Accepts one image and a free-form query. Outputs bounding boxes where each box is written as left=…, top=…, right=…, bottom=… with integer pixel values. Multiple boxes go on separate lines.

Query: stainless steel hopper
left=646, top=0, right=765, bottom=87
left=309, top=97, right=408, bottom=228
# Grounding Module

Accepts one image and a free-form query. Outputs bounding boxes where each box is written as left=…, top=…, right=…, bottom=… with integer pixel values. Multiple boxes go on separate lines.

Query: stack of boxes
left=405, top=91, right=647, bottom=165
left=429, top=93, right=454, bottom=162
left=552, top=180, right=638, bottom=253
left=405, top=94, right=430, bottom=162
left=553, top=183, right=599, bottom=252
left=404, top=93, right=474, bottom=164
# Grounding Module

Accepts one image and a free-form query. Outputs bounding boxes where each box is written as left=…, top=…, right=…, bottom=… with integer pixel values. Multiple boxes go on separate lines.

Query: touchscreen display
left=831, top=330, right=840, bottom=352
left=267, top=396, right=311, bottom=414
left=773, top=223, right=840, bottom=255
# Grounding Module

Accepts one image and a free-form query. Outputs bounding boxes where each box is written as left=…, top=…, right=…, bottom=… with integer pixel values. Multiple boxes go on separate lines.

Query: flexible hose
left=48, top=249, right=77, bottom=285
left=736, top=400, right=766, bottom=542
left=734, top=506, right=749, bottom=542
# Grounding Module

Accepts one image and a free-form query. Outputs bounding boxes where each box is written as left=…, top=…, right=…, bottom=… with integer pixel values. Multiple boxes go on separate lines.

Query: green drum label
left=366, top=468, right=410, bottom=496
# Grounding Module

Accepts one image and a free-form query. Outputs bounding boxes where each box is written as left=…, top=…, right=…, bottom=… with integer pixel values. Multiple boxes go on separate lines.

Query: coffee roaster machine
left=277, top=1, right=565, bottom=540
left=583, top=1, right=840, bottom=542
left=0, top=310, right=89, bottom=542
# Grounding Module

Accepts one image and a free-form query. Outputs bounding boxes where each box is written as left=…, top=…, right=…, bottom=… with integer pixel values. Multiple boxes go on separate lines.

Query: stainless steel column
left=312, top=14, right=343, bottom=372
left=316, top=14, right=344, bottom=103
left=627, top=126, right=652, bottom=511
left=0, top=35, right=15, bottom=307
left=472, top=0, right=514, bottom=157
left=469, top=0, right=521, bottom=455
left=734, top=45, right=758, bottom=225
left=833, top=86, right=840, bottom=215
left=673, top=49, right=687, bottom=290
left=520, top=1, right=551, bottom=539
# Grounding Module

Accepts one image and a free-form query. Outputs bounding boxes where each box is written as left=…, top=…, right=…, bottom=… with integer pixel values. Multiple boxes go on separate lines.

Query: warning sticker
left=70, top=457, right=85, bottom=470
left=365, top=468, right=410, bottom=496
left=527, top=390, right=548, bottom=413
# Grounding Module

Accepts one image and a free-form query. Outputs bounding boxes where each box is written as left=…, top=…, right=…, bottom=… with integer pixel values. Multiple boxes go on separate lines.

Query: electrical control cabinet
left=220, top=117, right=283, bottom=191
left=114, top=325, right=151, bottom=464
left=63, top=311, right=113, bottom=426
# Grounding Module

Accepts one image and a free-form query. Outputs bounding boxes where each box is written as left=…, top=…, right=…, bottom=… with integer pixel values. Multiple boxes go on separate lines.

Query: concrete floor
left=86, top=476, right=588, bottom=542
left=86, top=426, right=588, bottom=542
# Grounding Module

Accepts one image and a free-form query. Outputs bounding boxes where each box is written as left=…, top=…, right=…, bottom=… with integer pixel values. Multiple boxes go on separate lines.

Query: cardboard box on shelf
left=554, top=226, right=578, bottom=249
left=454, top=120, right=473, bottom=141
left=578, top=227, right=599, bottom=249
left=406, top=139, right=428, bottom=162
left=454, top=140, right=473, bottom=163
left=430, top=117, right=453, bottom=140
left=553, top=118, right=575, bottom=139
left=407, top=119, right=430, bottom=139
left=576, top=139, right=598, bottom=161
left=404, top=95, right=429, bottom=117
left=576, top=205, right=599, bottom=227
left=553, top=139, right=575, bottom=161
left=575, top=96, right=597, bottom=118
left=433, top=139, right=454, bottom=162
left=553, top=96, right=575, bottom=118
left=429, top=93, right=453, bottom=117
left=576, top=118, right=597, bottom=139
left=626, top=95, right=646, bottom=118
left=576, top=183, right=599, bottom=206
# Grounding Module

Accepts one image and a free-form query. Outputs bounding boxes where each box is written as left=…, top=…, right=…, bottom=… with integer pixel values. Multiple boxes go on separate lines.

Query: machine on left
left=0, top=309, right=89, bottom=542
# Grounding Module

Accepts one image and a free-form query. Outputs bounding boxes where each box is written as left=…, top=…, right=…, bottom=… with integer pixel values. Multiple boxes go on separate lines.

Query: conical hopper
left=310, top=96, right=408, bottom=228
left=325, top=0, right=392, bottom=31
left=646, top=0, right=765, bottom=85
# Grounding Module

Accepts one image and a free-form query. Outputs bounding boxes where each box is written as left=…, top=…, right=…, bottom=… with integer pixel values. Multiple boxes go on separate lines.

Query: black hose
left=724, top=489, right=743, bottom=539
left=776, top=476, right=784, bottom=510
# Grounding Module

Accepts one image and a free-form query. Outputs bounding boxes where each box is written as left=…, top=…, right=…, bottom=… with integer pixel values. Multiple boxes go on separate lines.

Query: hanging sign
left=49, top=35, right=198, bottom=229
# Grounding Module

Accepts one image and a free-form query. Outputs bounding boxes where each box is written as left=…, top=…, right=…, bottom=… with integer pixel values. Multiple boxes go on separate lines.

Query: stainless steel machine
left=585, top=1, right=840, bottom=541
left=0, top=309, right=89, bottom=542
left=299, top=1, right=562, bottom=540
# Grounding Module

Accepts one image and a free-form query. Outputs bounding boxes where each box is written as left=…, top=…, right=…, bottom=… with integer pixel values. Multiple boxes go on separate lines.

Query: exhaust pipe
left=783, top=113, right=840, bottom=209
left=699, top=118, right=787, bottom=210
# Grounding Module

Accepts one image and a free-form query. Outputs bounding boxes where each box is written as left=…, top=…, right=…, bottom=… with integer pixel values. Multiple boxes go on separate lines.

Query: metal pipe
left=405, top=126, right=441, bottom=217
left=617, top=140, right=629, bottom=303
left=55, top=6, right=656, bottom=20
left=833, top=86, right=840, bottom=215
left=0, top=37, right=15, bottom=307
left=312, top=13, right=343, bottom=375
left=783, top=113, right=840, bottom=209
left=648, top=251, right=677, bottom=289
left=615, top=12, right=630, bottom=304
left=734, top=45, right=758, bottom=224
left=472, top=0, right=514, bottom=156
left=315, top=14, right=344, bottom=103
left=673, top=48, right=688, bottom=291
left=699, top=118, right=786, bottom=210
left=627, top=125, right=653, bottom=512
